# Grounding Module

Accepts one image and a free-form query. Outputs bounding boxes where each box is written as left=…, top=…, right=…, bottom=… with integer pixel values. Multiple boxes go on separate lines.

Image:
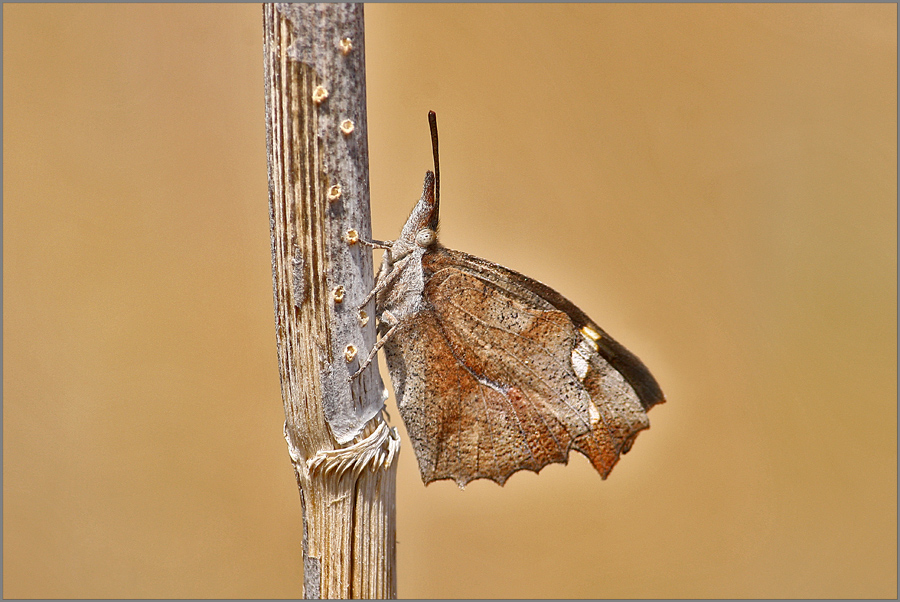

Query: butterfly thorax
left=372, top=172, right=439, bottom=332
left=374, top=243, right=431, bottom=332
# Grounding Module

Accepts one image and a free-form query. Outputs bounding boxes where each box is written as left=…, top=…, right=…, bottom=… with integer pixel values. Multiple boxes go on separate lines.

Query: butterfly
left=354, top=112, right=665, bottom=487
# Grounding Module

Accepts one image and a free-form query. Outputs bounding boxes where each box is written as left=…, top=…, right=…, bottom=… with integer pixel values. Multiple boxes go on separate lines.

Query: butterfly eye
left=415, top=228, right=436, bottom=248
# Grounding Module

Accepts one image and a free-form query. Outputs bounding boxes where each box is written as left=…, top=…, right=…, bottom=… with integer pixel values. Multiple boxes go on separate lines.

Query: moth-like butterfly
left=356, top=112, right=665, bottom=487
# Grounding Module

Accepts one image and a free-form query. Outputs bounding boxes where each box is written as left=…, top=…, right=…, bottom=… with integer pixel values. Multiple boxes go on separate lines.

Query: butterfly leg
left=357, top=254, right=411, bottom=311
left=358, top=237, right=392, bottom=249
left=348, top=311, right=399, bottom=381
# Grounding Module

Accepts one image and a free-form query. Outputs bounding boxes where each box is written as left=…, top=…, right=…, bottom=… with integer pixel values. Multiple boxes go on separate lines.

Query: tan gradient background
left=4, top=3, right=896, bottom=599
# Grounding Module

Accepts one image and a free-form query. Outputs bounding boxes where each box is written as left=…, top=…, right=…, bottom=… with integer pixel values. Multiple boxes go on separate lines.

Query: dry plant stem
left=263, top=4, right=398, bottom=598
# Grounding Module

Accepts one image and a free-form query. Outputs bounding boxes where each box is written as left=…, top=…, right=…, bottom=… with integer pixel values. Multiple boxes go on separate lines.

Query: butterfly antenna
left=428, top=111, right=440, bottom=227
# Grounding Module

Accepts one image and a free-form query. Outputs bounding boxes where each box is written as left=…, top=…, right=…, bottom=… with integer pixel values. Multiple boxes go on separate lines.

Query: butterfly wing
left=430, top=248, right=663, bottom=479
left=384, top=263, right=596, bottom=486
left=438, top=249, right=666, bottom=412
left=384, top=246, right=662, bottom=486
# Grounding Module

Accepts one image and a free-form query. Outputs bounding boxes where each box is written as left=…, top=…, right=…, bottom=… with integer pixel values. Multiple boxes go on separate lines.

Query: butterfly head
left=393, top=170, right=439, bottom=258
left=388, top=112, right=441, bottom=260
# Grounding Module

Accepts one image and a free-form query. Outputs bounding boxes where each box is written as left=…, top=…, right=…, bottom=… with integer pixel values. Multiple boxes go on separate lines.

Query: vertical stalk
left=263, top=4, right=398, bottom=598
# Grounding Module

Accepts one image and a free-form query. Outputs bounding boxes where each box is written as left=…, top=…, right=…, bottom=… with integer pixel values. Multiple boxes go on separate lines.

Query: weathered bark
left=263, top=4, right=398, bottom=598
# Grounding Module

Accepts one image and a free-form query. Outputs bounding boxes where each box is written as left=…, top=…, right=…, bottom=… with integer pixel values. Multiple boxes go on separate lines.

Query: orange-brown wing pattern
left=384, top=267, right=595, bottom=486
left=431, top=249, right=666, bottom=412
left=570, top=339, right=651, bottom=478
left=388, top=248, right=657, bottom=485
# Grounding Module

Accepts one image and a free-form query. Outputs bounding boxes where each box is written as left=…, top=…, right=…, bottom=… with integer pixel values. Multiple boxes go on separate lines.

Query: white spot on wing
left=571, top=348, right=589, bottom=380
left=580, top=327, right=600, bottom=351
left=588, top=399, right=601, bottom=426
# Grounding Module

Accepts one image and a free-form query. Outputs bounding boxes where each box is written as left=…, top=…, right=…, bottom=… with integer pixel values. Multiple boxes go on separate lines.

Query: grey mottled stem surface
left=263, top=4, right=398, bottom=598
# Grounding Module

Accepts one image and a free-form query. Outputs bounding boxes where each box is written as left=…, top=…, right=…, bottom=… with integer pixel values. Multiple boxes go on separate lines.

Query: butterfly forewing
left=430, top=249, right=665, bottom=410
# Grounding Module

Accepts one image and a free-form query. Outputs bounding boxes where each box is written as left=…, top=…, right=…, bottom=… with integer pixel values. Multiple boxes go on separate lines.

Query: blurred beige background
left=3, top=3, right=896, bottom=599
